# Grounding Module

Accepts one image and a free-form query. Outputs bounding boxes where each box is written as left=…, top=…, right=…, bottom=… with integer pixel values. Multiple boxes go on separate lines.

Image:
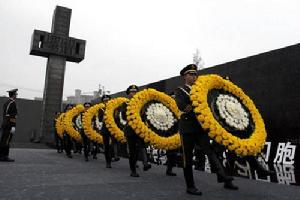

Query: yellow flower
left=82, top=103, right=105, bottom=144
left=104, top=97, right=128, bottom=143
left=63, top=104, right=85, bottom=142
left=55, top=113, right=65, bottom=139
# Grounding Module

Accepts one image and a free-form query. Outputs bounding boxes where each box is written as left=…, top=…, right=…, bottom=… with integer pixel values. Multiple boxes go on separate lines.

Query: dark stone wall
left=0, top=98, right=43, bottom=143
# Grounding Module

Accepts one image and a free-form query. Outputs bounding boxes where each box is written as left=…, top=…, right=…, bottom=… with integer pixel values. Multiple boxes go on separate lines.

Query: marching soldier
left=0, top=89, right=18, bottom=162
left=121, top=85, right=151, bottom=177
left=81, top=102, right=92, bottom=161
left=174, top=64, right=238, bottom=195
left=54, top=112, right=63, bottom=153
left=99, top=95, right=113, bottom=168
left=63, top=104, right=74, bottom=158
left=165, top=149, right=177, bottom=176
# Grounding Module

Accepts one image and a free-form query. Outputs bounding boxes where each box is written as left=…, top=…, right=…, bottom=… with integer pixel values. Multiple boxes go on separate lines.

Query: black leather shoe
left=130, top=172, right=140, bottom=177
left=143, top=164, right=151, bottom=171
left=85, top=157, right=89, bottom=162
left=166, top=171, right=177, bottom=176
left=186, top=187, right=202, bottom=195
left=67, top=154, right=73, bottom=158
left=106, top=163, right=112, bottom=168
left=217, top=174, right=234, bottom=183
left=224, top=181, right=239, bottom=190
left=93, top=155, right=97, bottom=160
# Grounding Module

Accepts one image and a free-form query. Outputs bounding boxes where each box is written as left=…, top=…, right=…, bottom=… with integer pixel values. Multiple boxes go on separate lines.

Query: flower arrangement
left=63, top=104, right=85, bottom=142
left=82, top=103, right=105, bottom=144
left=145, top=102, right=176, bottom=131
left=55, top=113, right=65, bottom=139
left=126, top=88, right=181, bottom=150
left=216, top=94, right=249, bottom=130
left=75, top=115, right=83, bottom=130
left=104, top=97, right=128, bottom=143
left=190, top=74, right=267, bottom=156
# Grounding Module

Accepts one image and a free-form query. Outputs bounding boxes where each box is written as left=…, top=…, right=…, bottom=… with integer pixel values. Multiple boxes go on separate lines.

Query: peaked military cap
left=64, top=104, right=73, bottom=111
left=83, top=102, right=92, bottom=107
left=7, top=88, right=18, bottom=96
left=180, top=64, right=198, bottom=76
left=101, top=94, right=111, bottom=101
left=126, top=85, right=139, bottom=95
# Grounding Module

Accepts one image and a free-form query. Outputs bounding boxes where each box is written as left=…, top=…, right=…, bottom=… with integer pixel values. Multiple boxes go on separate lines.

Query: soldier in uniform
left=121, top=85, right=151, bottom=177
left=81, top=102, right=92, bottom=161
left=165, top=92, right=178, bottom=176
left=0, top=89, right=18, bottom=162
left=54, top=112, right=63, bottom=153
left=165, top=149, right=177, bottom=176
left=174, top=64, right=238, bottom=195
left=98, top=95, right=113, bottom=168
left=63, top=104, right=74, bottom=158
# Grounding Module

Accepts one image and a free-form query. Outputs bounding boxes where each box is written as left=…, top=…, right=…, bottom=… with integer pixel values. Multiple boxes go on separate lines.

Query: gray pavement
left=0, top=148, right=299, bottom=200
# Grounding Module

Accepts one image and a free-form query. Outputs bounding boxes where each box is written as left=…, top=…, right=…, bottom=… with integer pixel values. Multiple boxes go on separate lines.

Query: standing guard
left=0, top=89, right=18, bottom=162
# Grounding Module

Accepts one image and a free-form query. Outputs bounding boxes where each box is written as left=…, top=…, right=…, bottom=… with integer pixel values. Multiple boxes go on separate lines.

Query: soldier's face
left=184, top=73, right=197, bottom=85
left=11, top=93, right=17, bottom=99
left=129, top=91, right=136, bottom=98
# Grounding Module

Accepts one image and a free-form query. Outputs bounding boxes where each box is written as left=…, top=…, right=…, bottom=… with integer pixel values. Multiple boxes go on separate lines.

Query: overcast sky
left=0, top=0, right=299, bottom=100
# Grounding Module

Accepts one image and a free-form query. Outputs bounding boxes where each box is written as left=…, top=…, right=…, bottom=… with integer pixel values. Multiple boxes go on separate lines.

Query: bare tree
left=193, top=49, right=205, bottom=70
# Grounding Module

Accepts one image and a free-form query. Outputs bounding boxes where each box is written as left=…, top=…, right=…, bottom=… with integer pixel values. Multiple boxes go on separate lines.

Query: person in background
left=0, top=89, right=18, bottom=162
left=63, top=104, right=74, bottom=158
left=81, top=102, right=92, bottom=161
left=54, top=111, right=63, bottom=153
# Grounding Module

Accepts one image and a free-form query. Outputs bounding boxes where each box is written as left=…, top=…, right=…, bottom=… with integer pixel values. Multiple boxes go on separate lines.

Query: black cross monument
left=30, top=6, right=86, bottom=143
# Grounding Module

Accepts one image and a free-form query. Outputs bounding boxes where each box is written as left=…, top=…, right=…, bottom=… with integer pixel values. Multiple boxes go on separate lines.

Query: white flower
left=95, top=116, right=103, bottom=131
left=145, top=103, right=175, bottom=131
left=216, top=94, right=249, bottom=130
left=75, top=115, right=82, bottom=129
left=119, top=112, right=127, bottom=126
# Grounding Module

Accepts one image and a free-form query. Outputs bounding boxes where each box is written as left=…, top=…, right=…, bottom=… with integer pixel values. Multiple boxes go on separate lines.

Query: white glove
left=10, top=127, right=16, bottom=134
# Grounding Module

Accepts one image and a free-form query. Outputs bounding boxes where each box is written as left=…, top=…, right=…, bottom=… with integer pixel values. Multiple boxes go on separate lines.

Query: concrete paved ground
left=0, top=148, right=299, bottom=200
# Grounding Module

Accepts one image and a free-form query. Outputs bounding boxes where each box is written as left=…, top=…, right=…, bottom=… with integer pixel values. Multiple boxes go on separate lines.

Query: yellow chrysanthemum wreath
left=82, top=103, right=105, bottom=144
left=63, top=104, right=84, bottom=142
left=127, top=88, right=181, bottom=150
left=104, top=97, right=128, bottom=143
left=190, top=74, right=267, bottom=157
left=55, top=113, right=65, bottom=139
